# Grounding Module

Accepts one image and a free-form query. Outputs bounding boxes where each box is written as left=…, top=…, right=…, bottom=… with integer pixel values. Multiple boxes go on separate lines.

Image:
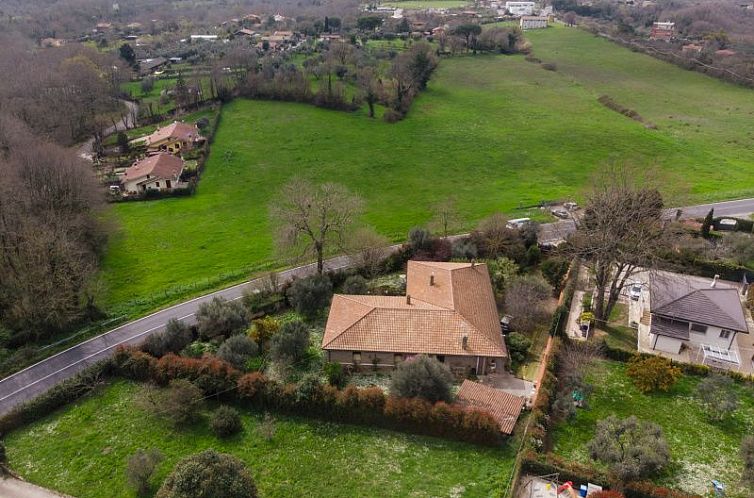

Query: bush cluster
left=210, top=406, right=243, bottom=438
left=114, top=348, right=240, bottom=397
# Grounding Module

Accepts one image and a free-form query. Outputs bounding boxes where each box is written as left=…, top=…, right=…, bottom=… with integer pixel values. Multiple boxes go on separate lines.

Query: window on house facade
left=690, top=323, right=707, bottom=334
left=155, top=182, right=160, bottom=188
left=720, top=329, right=732, bottom=339
left=352, top=352, right=361, bottom=363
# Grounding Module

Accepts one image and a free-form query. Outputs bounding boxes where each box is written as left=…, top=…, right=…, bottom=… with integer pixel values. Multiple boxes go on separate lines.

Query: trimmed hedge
left=237, top=372, right=503, bottom=446
left=112, top=348, right=504, bottom=446
left=0, top=359, right=114, bottom=435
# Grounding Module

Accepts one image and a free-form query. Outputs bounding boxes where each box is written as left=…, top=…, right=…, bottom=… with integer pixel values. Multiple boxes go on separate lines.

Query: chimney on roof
left=462, top=334, right=468, bottom=350
left=430, top=273, right=435, bottom=286
left=711, top=274, right=720, bottom=288
left=406, top=294, right=411, bottom=305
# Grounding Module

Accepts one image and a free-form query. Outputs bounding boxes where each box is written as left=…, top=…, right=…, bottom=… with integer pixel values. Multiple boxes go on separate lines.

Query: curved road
left=1, top=198, right=753, bottom=415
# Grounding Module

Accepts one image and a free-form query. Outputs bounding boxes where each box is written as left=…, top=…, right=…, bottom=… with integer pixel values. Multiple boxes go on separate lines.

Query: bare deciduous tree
left=270, top=179, right=363, bottom=274
left=430, top=196, right=461, bottom=238
left=347, top=227, right=390, bottom=278
left=569, top=166, right=665, bottom=323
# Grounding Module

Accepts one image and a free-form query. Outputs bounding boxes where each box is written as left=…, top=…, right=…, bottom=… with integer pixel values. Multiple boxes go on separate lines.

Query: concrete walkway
left=0, top=477, right=73, bottom=498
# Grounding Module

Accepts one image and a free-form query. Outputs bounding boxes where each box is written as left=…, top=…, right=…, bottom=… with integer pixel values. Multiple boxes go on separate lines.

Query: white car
left=629, top=284, right=643, bottom=301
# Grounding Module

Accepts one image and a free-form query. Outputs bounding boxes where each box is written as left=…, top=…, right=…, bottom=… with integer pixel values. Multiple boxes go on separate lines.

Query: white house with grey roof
left=635, top=271, right=751, bottom=368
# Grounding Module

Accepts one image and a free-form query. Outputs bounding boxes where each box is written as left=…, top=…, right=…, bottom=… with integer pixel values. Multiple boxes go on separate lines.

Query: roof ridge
left=322, top=303, right=377, bottom=349
left=655, top=289, right=742, bottom=329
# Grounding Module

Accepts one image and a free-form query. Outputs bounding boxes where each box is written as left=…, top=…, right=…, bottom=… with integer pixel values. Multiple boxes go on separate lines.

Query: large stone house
left=142, top=121, right=203, bottom=155
left=636, top=271, right=751, bottom=368
left=322, top=260, right=508, bottom=375
left=121, top=153, right=187, bottom=195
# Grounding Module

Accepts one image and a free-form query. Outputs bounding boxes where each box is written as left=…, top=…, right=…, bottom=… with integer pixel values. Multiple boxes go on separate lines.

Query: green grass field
left=102, top=26, right=754, bottom=316
left=550, top=360, right=754, bottom=497
left=5, top=381, right=515, bottom=498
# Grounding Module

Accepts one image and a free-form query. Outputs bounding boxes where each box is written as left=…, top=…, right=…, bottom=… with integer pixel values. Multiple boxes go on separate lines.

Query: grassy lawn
left=101, top=26, right=754, bottom=317
left=596, top=302, right=638, bottom=351
left=550, top=359, right=754, bottom=497
left=5, top=381, right=515, bottom=498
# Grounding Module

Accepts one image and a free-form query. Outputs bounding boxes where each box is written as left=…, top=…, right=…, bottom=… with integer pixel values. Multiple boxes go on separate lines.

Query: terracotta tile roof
left=456, top=380, right=524, bottom=434
left=323, top=261, right=507, bottom=358
left=146, top=121, right=200, bottom=146
left=123, top=153, right=184, bottom=182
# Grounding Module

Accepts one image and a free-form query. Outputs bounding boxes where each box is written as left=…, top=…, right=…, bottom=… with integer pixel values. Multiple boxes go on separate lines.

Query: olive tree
left=156, top=450, right=257, bottom=498
left=389, top=354, right=454, bottom=403
left=588, top=415, right=670, bottom=484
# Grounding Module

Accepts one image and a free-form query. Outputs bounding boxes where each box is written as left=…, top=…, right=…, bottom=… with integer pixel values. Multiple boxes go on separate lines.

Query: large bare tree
left=270, top=179, right=364, bottom=274
left=569, top=166, right=665, bottom=323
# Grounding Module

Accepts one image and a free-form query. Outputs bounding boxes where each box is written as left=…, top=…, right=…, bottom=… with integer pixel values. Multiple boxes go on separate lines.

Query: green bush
left=286, top=275, right=333, bottom=320
left=506, top=332, right=532, bottom=367
left=389, top=355, right=454, bottom=403
left=342, top=275, right=369, bottom=295
left=126, top=448, right=164, bottom=496
left=137, top=379, right=205, bottom=428
left=142, top=319, right=194, bottom=357
left=216, top=335, right=258, bottom=370
left=268, top=320, right=310, bottom=365
left=196, top=297, right=248, bottom=341
left=210, top=406, right=243, bottom=438
left=156, top=449, right=257, bottom=498
left=324, top=362, right=348, bottom=388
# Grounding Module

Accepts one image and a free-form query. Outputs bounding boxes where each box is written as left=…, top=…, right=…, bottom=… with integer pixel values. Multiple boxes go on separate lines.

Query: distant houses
left=122, top=153, right=187, bottom=195
left=649, top=21, right=675, bottom=42
left=520, top=16, right=548, bottom=30
left=505, top=1, right=535, bottom=16
left=139, top=57, right=168, bottom=76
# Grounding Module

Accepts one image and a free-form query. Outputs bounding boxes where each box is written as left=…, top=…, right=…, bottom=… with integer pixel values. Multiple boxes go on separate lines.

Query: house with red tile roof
left=456, top=380, right=525, bottom=434
left=121, top=153, right=187, bottom=195
left=142, top=121, right=204, bottom=155
left=322, top=260, right=508, bottom=375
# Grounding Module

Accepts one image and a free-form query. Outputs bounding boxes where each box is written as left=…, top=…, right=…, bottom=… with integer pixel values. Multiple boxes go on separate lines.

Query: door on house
left=166, top=180, right=172, bottom=189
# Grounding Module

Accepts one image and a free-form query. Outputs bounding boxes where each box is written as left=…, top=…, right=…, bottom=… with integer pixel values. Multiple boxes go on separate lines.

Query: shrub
left=408, top=227, right=433, bottom=252
left=626, top=355, right=681, bottom=393
left=153, top=353, right=240, bottom=396
left=216, top=335, right=258, bottom=370
left=156, top=450, right=257, bottom=498
left=237, top=372, right=270, bottom=402
left=268, top=320, right=310, bottom=364
left=590, top=492, right=624, bottom=498
left=126, top=448, right=164, bottom=496
left=210, top=406, right=243, bottom=438
left=138, top=379, right=204, bottom=428
left=196, top=297, right=248, bottom=341
left=541, top=256, right=570, bottom=293
left=695, top=374, right=738, bottom=421
left=113, top=347, right=158, bottom=381
left=142, top=319, right=194, bottom=357
left=389, top=354, right=454, bottom=403
left=257, top=413, right=277, bottom=441
left=324, top=362, right=348, bottom=388
left=506, top=332, right=532, bottom=367
left=588, top=415, right=670, bottom=482
left=342, top=275, right=369, bottom=295
left=742, top=435, right=754, bottom=490
left=286, top=274, right=333, bottom=320
left=248, top=316, right=280, bottom=350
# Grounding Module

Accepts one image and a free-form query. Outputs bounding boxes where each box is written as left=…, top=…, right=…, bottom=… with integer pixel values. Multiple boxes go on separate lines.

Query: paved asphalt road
left=2, top=198, right=754, bottom=415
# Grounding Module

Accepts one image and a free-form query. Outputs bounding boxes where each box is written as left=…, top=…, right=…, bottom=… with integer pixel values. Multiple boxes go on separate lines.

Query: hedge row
left=550, top=259, right=580, bottom=337
left=112, top=348, right=503, bottom=446
left=599, top=338, right=754, bottom=384
left=0, top=359, right=114, bottom=435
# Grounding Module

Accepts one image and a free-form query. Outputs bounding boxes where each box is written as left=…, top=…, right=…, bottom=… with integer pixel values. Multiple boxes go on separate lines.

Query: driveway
left=0, top=478, right=72, bottom=498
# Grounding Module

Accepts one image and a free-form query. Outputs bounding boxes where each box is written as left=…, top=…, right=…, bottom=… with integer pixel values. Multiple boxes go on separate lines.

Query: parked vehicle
left=500, top=314, right=513, bottom=333
left=551, top=208, right=569, bottom=219
left=564, top=201, right=579, bottom=211
left=629, top=283, right=643, bottom=301
left=506, top=218, right=531, bottom=230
